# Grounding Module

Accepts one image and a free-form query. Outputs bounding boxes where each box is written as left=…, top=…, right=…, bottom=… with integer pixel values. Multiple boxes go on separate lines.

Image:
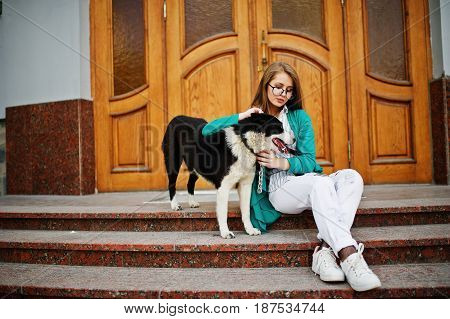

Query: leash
left=240, top=132, right=265, bottom=194
left=256, top=162, right=264, bottom=194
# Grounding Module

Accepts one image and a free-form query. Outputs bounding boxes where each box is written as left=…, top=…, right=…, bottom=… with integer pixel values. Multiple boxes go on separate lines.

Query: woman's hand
left=256, top=150, right=290, bottom=170
left=238, top=107, right=263, bottom=121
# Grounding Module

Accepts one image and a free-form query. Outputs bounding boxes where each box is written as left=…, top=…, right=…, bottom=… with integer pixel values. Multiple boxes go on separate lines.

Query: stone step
left=0, top=262, right=448, bottom=298
left=0, top=203, right=448, bottom=231
left=0, top=224, right=448, bottom=268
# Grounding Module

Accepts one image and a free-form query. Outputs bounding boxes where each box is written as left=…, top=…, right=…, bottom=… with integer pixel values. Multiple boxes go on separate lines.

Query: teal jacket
left=201, top=108, right=323, bottom=232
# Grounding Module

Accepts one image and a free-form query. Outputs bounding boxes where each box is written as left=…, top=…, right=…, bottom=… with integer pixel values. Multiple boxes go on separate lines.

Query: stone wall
left=0, top=120, right=5, bottom=196
left=430, top=76, right=450, bottom=184
left=6, top=99, right=95, bottom=195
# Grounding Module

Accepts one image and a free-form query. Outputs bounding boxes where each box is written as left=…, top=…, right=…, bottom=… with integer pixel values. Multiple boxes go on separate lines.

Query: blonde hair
left=250, top=61, right=303, bottom=113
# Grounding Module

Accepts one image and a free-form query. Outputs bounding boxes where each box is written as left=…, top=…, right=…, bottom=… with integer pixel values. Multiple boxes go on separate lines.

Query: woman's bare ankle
left=338, top=246, right=357, bottom=262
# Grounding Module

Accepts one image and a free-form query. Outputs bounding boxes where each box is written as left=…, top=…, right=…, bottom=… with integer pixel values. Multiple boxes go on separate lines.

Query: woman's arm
left=286, top=114, right=322, bottom=175
left=201, top=107, right=263, bottom=136
left=201, top=114, right=239, bottom=136
left=256, top=150, right=290, bottom=170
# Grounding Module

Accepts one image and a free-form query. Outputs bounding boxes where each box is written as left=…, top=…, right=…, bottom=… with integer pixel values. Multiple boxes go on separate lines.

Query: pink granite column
left=430, top=76, right=450, bottom=185
left=6, top=99, right=95, bottom=195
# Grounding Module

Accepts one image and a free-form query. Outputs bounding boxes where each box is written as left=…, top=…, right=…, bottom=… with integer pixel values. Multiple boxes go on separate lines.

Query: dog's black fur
left=162, top=115, right=235, bottom=194
left=161, top=113, right=287, bottom=238
left=161, top=113, right=284, bottom=198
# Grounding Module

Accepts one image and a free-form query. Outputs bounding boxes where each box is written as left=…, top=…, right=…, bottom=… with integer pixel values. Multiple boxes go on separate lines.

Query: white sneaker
left=312, top=246, right=345, bottom=282
left=340, top=243, right=381, bottom=292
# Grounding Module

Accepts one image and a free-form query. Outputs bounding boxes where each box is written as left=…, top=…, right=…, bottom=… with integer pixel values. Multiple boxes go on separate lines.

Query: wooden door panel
left=112, top=106, right=148, bottom=172
left=92, top=0, right=166, bottom=191
left=183, top=54, right=237, bottom=119
left=178, top=53, right=240, bottom=189
left=168, top=2, right=251, bottom=118
left=367, top=94, right=414, bottom=164
left=167, top=0, right=252, bottom=189
left=346, top=0, right=431, bottom=183
left=92, top=0, right=433, bottom=191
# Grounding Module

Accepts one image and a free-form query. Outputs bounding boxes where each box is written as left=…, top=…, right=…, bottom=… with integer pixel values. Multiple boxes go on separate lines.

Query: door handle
left=258, top=30, right=268, bottom=72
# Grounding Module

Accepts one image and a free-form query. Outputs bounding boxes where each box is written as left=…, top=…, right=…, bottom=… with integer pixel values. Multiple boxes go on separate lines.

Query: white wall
left=429, top=0, right=450, bottom=78
left=0, top=0, right=91, bottom=119
left=80, top=0, right=91, bottom=100
left=0, top=0, right=448, bottom=120
left=441, top=0, right=450, bottom=76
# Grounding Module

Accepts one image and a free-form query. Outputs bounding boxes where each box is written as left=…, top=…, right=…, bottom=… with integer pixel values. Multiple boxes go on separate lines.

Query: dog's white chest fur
left=222, top=128, right=262, bottom=184
left=213, top=128, right=262, bottom=239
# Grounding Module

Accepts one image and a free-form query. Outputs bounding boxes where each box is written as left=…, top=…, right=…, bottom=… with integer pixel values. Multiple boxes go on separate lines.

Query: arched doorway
left=91, top=0, right=432, bottom=191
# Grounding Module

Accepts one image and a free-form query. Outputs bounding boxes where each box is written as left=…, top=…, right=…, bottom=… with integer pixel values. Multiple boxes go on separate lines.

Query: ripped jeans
left=268, top=169, right=364, bottom=257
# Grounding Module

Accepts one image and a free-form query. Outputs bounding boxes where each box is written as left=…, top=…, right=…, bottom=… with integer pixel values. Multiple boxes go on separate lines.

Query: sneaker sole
left=349, top=280, right=382, bottom=292
left=312, top=269, right=345, bottom=282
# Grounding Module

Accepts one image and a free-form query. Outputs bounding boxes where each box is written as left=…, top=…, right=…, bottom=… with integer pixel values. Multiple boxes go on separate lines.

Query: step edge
left=0, top=205, right=449, bottom=219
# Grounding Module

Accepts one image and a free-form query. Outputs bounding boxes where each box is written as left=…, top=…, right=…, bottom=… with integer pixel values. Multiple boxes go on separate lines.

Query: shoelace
left=348, top=243, right=374, bottom=277
left=318, top=247, right=338, bottom=269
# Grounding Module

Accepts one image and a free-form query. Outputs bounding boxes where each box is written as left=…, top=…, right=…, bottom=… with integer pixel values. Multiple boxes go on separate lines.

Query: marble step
left=0, top=224, right=448, bottom=268
left=0, top=202, right=448, bottom=231
left=0, top=262, right=448, bottom=298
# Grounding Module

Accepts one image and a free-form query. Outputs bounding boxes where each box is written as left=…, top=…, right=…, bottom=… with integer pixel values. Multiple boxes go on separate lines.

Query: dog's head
left=234, top=113, right=294, bottom=154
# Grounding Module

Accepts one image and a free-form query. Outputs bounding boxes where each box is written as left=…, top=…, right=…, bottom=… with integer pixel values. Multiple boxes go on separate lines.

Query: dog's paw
left=220, top=231, right=236, bottom=239
left=189, top=201, right=200, bottom=208
left=171, top=203, right=183, bottom=211
left=246, top=227, right=262, bottom=236
left=188, top=194, right=200, bottom=208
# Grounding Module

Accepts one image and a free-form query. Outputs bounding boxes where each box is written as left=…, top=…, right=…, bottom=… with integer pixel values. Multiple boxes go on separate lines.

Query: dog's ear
left=261, top=116, right=284, bottom=136
left=264, top=123, right=284, bottom=136
left=232, top=124, right=241, bottom=135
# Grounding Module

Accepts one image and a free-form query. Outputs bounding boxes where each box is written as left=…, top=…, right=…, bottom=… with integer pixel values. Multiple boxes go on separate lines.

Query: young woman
left=202, top=61, right=381, bottom=292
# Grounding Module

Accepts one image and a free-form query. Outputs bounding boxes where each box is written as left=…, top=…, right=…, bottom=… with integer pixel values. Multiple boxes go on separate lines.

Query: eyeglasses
left=268, top=83, right=294, bottom=100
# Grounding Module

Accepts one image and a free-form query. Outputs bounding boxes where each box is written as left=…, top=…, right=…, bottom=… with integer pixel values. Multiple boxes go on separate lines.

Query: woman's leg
left=269, top=173, right=350, bottom=282
left=321, top=169, right=381, bottom=291
left=326, top=169, right=364, bottom=260
left=269, top=173, right=358, bottom=256
left=308, top=174, right=359, bottom=256
left=268, top=173, right=315, bottom=215
left=269, top=171, right=380, bottom=291
left=328, top=169, right=364, bottom=229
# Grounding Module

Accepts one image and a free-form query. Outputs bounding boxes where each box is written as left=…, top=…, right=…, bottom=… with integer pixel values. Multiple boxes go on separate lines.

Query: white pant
left=268, top=169, right=363, bottom=257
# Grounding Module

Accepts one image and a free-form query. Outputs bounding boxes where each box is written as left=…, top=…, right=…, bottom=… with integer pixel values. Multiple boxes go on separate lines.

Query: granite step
left=0, top=224, right=448, bottom=268
left=0, top=203, right=448, bottom=231
left=0, top=262, right=448, bottom=298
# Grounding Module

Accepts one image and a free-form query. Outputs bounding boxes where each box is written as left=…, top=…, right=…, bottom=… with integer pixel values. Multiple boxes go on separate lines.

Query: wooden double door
left=92, top=0, right=432, bottom=191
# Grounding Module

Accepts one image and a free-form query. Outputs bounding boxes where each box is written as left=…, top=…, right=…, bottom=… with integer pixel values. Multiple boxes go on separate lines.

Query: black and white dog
left=161, top=113, right=294, bottom=239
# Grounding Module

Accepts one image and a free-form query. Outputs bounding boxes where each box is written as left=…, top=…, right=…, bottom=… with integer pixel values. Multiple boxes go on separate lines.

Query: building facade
left=1, top=0, right=449, bottom=195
